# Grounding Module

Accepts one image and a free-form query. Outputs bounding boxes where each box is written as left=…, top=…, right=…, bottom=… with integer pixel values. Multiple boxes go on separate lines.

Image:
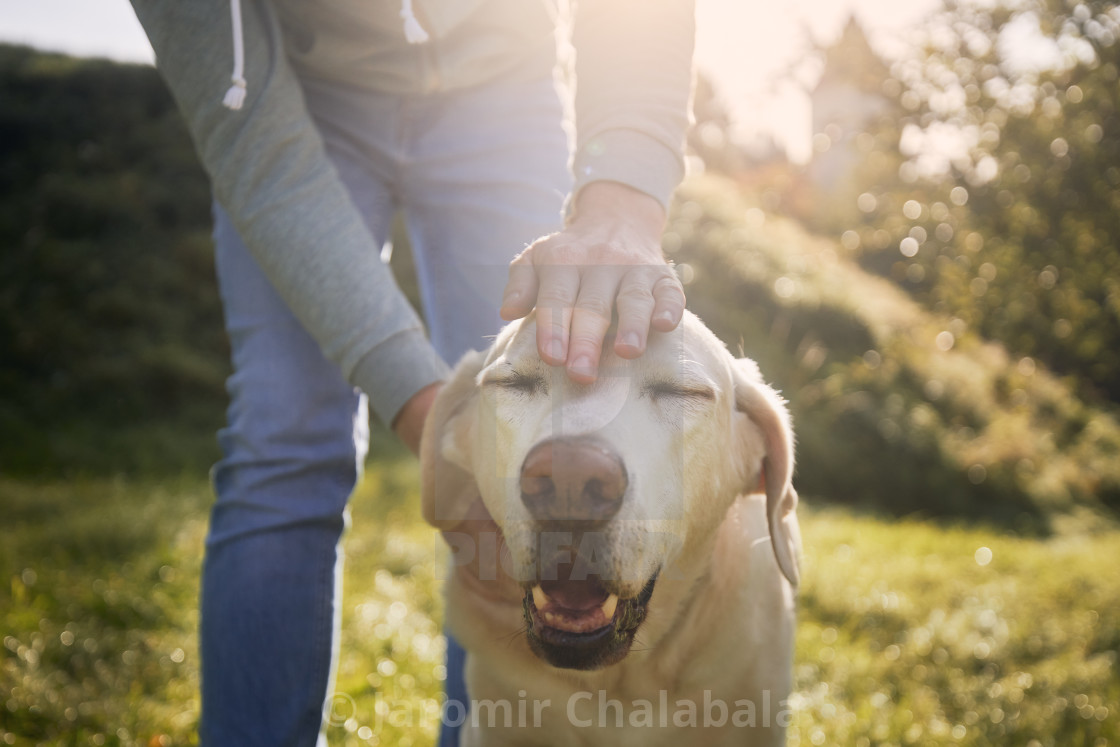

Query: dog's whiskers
left=495, top=625, right=527, bottom=649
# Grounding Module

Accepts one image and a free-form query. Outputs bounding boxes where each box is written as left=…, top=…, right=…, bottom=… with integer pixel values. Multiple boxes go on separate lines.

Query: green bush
left=0, top=45, right=225, bottom=475
left=838, top=0, right=1120, bottom=405
left=671, top=176, right=1120, bottom=531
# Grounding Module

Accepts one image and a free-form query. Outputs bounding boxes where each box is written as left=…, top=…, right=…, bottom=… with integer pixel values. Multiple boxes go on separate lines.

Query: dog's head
left=421, top=310, right=799, bottom=670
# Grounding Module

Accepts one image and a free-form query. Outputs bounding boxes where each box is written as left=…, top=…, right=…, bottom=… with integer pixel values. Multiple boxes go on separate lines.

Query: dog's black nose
left=520, top=438, right=627, bottom=525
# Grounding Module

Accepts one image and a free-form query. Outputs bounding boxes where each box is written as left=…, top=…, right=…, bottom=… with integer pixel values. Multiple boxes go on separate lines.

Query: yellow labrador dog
left=421, top=310, right=800, bottom=746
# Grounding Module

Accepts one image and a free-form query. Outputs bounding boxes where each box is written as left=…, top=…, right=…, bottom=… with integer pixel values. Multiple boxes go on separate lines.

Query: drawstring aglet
left=400, top=0, right=430, bottom=44
left=223, top=76, right=247, bottom=111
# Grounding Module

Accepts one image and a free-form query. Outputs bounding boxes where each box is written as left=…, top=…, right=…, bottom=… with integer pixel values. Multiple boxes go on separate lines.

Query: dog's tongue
left=531, top=558, right=620, bottom=633
left=540, top=578, right=609, bottom=611
left=531, top=580, right=619, bottom=634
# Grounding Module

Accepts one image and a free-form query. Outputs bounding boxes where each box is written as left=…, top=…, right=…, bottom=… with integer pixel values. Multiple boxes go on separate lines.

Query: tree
left=850, top=0, right=1120, bottom=403
left=688, top=71, right=750, bottom=175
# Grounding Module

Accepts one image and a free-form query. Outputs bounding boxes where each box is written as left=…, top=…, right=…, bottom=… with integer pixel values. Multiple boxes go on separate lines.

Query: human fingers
left=500, top=251, right=539, bottom=321
left=650, top=270, right=686, bottom=332
left=565, top=266, right=624, bottom=382
left=611, top=266, right=666, bottom=359
left=534, top=264, right=581, bottom=366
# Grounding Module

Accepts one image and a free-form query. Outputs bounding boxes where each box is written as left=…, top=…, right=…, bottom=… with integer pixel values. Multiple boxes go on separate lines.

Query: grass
left=792, top=508, right=1119, bottom=746
left=2, top=447, right=1118, bottom=746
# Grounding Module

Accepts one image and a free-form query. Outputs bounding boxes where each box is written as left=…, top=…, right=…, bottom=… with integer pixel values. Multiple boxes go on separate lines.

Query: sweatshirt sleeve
left=130, top=0, right=449, bottom=425
left=570, top=0, right=696, bottom=213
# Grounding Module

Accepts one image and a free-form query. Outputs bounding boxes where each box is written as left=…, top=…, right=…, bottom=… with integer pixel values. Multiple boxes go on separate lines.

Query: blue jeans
left=200, top=72, right=570, bottom=746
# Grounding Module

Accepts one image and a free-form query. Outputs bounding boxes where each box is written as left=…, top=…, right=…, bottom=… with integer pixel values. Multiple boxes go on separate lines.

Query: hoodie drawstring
left=222, top=0, right=247, bottom=110
left=222, top=0, right=429, bottom=111
left=400, top=0, right=431, bottom=44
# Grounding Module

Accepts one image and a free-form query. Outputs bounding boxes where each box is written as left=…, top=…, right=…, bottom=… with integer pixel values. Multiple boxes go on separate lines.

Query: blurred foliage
left=0, top=44, right=428, bottom=476
left=833, top=0, right=1120, bottom=405
left=0, top=45, right=225, bottom=475
left=688, top=72, right=751, bottom=175
left=3, top=43, right=1120, bottom=529
left=672, top=177, right=1120, bottom=530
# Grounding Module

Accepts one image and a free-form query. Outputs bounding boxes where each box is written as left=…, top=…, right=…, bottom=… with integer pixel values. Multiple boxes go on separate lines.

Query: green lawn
left=2, top=453, right=1117, bottom=746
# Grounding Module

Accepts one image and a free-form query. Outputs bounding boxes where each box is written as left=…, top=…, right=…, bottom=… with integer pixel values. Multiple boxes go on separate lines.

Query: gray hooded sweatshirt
left=129, top=0, right=695, bottom=425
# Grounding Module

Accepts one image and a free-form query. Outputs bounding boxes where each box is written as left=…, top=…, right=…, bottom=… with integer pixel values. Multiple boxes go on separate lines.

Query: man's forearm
left=570, top=0, right=696, bottom=211
left=131, top=0, right=448, bottom=426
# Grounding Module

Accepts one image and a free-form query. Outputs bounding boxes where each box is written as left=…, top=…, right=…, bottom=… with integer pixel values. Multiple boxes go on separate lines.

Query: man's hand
left=392, top=382, right=443, bottom=455
left=499, top=181, right=685, bottom=383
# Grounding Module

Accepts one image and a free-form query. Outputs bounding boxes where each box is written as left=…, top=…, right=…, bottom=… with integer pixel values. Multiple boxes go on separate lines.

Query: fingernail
left=619, top=332, right=640, bottom=350
left=570, top=356, right=595, bottom=376
left=657, top=310, right=677, bottom=325
left=545, top=339, right=565, bottom=363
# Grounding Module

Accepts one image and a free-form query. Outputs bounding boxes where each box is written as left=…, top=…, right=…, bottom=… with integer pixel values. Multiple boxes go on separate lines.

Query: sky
left=0, top=0, right=941, bottom=161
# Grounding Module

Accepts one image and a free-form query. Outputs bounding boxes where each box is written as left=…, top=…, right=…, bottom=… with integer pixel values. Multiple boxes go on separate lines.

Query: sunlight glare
left=695, top=0, right=940, bottom=161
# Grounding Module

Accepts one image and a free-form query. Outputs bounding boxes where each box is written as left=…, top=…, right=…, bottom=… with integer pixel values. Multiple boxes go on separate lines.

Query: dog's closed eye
left=642, top=379, right=716, bottom=403
left=481, top=369, right=547, bottom=395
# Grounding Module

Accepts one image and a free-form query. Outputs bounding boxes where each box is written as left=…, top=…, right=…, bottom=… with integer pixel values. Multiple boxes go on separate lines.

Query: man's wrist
left=569, top=181, right=666, bottom=238
left=392, top=382, right=443, bottom=456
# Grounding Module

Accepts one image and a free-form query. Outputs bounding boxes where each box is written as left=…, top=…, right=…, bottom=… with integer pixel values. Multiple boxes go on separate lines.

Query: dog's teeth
left=532, top=585, right=550, bottom=610
left=601, top=594, right=618, bottom=619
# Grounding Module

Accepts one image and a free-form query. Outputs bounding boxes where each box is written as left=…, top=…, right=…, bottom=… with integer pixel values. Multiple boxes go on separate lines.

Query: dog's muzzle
left=517, top=437, right=657, bottom=670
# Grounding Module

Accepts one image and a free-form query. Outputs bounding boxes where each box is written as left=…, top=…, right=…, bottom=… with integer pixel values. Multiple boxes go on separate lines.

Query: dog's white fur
left=421, top=310, right=801, bottom=746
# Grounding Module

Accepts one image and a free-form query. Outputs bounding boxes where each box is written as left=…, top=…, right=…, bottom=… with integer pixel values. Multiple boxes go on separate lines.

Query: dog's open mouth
left=522, top=569, right=658, bottom=670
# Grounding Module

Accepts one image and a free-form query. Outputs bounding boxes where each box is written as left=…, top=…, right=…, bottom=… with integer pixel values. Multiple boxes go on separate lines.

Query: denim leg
left=398, top=74, right=572, bottom=747
left=400, top=75, right=572, bottom=364
left=201, top=71, right=569, bottom=746
left=201, top=159, right=395, bottom=744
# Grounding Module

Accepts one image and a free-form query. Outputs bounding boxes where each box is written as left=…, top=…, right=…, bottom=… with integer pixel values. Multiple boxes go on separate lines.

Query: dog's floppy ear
left=733, top=359, right=802, bottom=588
left=420, top=349, right=487, bottom=530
